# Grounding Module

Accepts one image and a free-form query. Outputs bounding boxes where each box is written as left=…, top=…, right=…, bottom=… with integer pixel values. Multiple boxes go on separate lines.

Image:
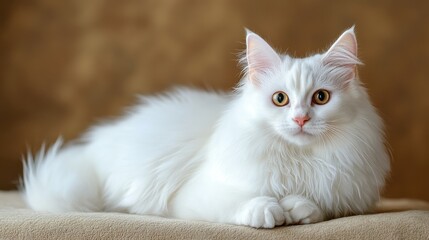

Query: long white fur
left=23, top=27, right=390, bottom=228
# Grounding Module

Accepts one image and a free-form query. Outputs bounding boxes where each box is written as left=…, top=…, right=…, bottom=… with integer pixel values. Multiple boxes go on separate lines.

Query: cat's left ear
left=245, top=30, right=282, bottom=85
left=322, top=26, right=362, bottom=83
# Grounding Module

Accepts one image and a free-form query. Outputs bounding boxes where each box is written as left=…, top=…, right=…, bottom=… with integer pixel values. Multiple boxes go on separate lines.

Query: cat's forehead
left=279, top=55, right=323, bottom=93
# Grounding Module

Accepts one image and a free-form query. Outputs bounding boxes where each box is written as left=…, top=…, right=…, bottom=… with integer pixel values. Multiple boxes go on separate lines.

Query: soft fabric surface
left=1, top=191, right=428, bottom=239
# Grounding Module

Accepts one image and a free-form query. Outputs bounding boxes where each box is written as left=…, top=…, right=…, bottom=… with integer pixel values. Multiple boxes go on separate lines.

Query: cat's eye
left=312, top=89, right=330, bottom=105
left=272, top=91, right=289, bottom=107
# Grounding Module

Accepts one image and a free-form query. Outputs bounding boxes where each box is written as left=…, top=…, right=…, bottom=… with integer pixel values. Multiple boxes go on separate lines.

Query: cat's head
left=239, top=27, right=367, bottom=147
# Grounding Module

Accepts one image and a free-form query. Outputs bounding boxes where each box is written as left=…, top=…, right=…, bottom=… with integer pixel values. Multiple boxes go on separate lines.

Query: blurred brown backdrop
left=0, top=0, right=428, bottom=201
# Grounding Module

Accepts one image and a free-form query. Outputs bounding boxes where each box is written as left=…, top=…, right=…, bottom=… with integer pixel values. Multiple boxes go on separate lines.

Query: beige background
left=0, top=0, right=428, bottom=201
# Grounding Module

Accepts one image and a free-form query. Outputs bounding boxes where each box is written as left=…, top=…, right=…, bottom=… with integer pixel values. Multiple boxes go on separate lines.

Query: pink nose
left=293, top=116, right=310, bottom=127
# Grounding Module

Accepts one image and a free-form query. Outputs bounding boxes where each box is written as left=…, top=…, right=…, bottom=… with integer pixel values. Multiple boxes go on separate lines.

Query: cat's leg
left=280, top=195, right=324, bottom=225
left=234, top=196, right=285, bottom=228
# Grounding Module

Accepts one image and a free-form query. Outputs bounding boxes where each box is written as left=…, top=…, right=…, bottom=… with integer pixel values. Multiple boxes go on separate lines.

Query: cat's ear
left=244, top=30, right=282, bottom=85
left=322, top=26, right=362, bottom=83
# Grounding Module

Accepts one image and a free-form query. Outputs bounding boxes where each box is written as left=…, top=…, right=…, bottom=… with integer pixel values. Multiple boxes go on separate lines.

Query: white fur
left=23, top=27, right=390, bottom=228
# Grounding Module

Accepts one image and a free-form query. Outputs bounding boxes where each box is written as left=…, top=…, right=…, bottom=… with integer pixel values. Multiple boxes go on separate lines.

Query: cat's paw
left=235, top=196, right=285, bottom=228
left=280, top=195, right=323, bottom=225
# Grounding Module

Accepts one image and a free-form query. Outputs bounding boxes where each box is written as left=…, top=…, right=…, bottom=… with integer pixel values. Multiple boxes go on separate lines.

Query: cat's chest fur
left=261, top=147, right=336, bottom=202
left=208, top=131, right=356, bottom=215
left=256, top=140, right=380, bottom=217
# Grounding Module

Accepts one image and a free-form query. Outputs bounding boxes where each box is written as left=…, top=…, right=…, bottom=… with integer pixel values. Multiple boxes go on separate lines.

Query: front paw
left=235, top=196, right=285, bottom=228
left=280, top=195, right=323, bottom=225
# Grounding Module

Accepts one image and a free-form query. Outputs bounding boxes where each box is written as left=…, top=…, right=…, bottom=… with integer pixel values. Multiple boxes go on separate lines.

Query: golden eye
left=313, top=89, right=330, bottom=105
left=272, top=91, right=289, bottom=107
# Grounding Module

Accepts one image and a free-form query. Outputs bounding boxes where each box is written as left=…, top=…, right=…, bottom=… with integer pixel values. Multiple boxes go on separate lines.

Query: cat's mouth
left=294, top=130, right=313, bottom=137
left=282, top=128, right=316, bottom=146
left=276, top=125, right=320, bottom=145
left=292, top=128, right=313, bottom=136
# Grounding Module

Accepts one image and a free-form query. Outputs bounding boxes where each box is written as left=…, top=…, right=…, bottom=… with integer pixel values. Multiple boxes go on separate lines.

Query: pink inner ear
left=246, top=32, right=281, bottom=84
left=335, top=32, right=357, bottom=56
left=322, top=28, right=362, bottom=84
left=323, top=29, right=361, bottom=67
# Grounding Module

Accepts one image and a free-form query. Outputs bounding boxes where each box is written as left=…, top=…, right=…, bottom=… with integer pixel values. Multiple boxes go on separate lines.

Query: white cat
left=23, top=27, right=390, bottom=228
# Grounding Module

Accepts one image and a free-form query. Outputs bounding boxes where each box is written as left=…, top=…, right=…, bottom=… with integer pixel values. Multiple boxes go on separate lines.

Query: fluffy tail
left=22, top=138, right=103, bottom=212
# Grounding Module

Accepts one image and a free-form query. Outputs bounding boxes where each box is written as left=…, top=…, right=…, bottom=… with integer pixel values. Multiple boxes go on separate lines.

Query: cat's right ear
left=244, top=30, right=282, bottom=85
